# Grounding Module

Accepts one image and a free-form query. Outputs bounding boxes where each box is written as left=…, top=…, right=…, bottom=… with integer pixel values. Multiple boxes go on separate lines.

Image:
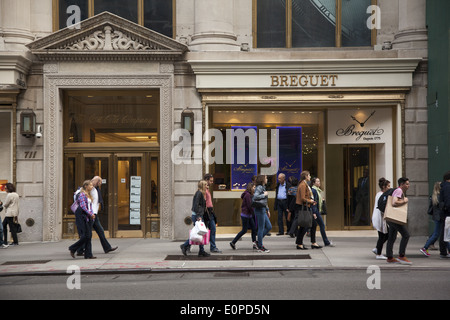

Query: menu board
left=130, top=176, right=141, bottom=225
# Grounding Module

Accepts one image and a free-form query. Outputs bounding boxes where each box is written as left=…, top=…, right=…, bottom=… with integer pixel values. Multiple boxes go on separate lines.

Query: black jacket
left=440, top=180, right=450, bottom=218
left=191, top=190, right=206, bottom=218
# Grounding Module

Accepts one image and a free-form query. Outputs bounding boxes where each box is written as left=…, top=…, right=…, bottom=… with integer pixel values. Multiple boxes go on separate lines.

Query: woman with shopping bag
left=180, top=180, right=210, bottom=257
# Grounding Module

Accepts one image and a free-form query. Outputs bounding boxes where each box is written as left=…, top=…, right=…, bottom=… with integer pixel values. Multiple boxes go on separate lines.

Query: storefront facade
left=188, top=56, right=419, bottom=233
left=1, top=0, right=429, bottom=241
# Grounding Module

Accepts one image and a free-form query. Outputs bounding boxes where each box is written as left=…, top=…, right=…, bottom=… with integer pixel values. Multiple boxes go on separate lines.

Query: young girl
left=230, top=183, right=257, bottom=250
left=372, top=177, right=390, bottom=259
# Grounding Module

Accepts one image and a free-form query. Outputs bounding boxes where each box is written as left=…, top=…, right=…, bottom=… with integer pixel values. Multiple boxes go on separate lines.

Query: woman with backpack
left=371, top=177, right=391, bottom=259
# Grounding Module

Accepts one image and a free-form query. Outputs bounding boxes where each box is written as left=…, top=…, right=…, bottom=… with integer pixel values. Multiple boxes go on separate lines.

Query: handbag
left=15, top=222, right=22, bottom=233
left=251, top=198, right=266, bottom=208
left=70, top=201, right=78, bottom=214
left=297, top=206, right=312, bottom=228
left=321, top=200, right=327, bottom=215
left=444, top=217, right=450, bottom=242
left=384, top=195, right=408, bottom=225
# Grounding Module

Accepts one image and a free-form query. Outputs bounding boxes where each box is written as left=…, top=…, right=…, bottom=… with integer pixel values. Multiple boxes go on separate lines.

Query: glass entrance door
left=63, top=152, right=159, bottom=238
left=343, top=146, right=373, bottom=228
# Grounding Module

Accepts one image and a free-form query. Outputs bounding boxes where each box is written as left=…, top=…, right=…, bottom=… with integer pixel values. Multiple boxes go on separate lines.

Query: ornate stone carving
left=62, top=26, right=163, bottom=51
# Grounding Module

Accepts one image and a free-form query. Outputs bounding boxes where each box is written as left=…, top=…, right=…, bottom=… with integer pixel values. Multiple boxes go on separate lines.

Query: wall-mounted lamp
left=181, top=108, right=194, bottom=134
left=20, top=109, right=36, bottom=138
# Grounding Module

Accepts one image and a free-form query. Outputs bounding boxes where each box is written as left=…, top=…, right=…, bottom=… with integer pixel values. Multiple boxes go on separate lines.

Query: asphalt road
left=1, top=268, right=450, bottom=301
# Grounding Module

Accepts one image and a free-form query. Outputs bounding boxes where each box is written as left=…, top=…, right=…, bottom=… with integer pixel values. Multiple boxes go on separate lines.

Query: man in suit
left=274, top=173, right=291, bottom=235
left=353, top=168, right=370, bottom=226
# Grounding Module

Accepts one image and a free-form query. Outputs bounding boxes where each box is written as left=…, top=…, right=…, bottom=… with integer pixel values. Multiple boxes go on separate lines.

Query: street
left=2, top=268, right=450, bottom=301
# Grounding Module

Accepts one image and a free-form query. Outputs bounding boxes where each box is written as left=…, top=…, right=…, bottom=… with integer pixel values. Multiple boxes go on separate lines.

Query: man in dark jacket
left=439, top=171, right=450, bottom=259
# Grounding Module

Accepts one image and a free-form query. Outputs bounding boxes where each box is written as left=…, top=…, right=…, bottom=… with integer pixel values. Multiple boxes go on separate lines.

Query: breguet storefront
left=189, top=56, right=420, bottom=232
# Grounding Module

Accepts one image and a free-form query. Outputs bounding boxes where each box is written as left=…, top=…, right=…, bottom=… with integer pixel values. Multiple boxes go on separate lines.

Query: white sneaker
left=1, top=244, right=9, bottom=248
left=376, top=254, right=387, bottom=260
left=372, top=248, right=377, bottom=255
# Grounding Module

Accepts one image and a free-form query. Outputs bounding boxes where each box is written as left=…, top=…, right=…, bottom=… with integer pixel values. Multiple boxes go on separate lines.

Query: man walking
left=204, top=173, right=221, bottom=253
left=274, top=173, right=290, bottom=235
left=386, top=177, right=412, bottom=265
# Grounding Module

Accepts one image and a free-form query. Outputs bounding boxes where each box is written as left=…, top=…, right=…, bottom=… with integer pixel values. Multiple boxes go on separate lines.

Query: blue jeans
left=255, top=207, right=272, bottom=248
left=183, top=214, right=205, bottom=253
left=425, top=219, right=450, bottom=250
left=207, top=216, right=217, bottom=250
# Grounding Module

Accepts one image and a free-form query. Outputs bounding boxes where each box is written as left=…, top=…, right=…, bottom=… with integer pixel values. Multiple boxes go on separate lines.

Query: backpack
left=377, top=188, right=395, bottom=214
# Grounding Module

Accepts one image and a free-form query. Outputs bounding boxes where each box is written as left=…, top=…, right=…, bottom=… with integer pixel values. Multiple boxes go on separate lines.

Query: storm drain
left=1, top=260, right=51, bottom=266
left=165, top=255, right=310, bottom=261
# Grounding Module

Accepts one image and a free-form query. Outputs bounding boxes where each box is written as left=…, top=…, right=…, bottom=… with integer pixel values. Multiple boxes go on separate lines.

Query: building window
left=254, top=0, right=376, bottom=48
left=209, top=109, right=323, bottom=227
left=54, top=0, right=175, bottom=38
left=64, top=90, right=160, bottom=145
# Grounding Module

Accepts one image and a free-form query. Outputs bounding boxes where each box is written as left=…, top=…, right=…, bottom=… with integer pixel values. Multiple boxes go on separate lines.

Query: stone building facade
left=0, top=0, right=428, bottom=241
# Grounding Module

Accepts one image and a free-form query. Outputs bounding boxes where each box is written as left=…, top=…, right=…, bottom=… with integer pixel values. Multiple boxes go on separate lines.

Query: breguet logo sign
left=328, top=109, right=390, bottom=145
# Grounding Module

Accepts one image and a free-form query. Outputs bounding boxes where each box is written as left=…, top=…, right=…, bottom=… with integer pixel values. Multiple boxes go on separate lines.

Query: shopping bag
left=195, top=220, right=208, bottom=236
left=189, top=227, right=203, bottom=243
left=444, top=217, right=450, bottom=242
left=190, top=229, right=211, bottom=245
left=384, top=196, right=408, bottom=225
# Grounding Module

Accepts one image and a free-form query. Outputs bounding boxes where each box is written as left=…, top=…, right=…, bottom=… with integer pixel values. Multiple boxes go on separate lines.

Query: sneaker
left=398, top=256, right=412, bottom=265
left=257, top=246, right=270, bottom=253
left=229, top=242, right=236, bottom=250
left=372, top=248, right=378, bottom=255
left=325, top=241, right=335, bottom=247
left=386, top=257, right=400, bottom=264
left=376, top=255, right=387, bottom=260
left=420, top=248, right=430, bottom=257
left=1, top=244, right=9, bottom=249
left=198, top=251, right=210, bottom=257
left=211, top=248, right=222, bottom=253
left=252, top=242, right=258, bottom=250
left=180, top=244, right=187, bottom=256
left=440, top=254, right=450, bottom=259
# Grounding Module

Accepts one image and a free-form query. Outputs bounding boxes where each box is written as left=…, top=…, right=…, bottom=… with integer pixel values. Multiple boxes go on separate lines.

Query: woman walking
left=253, top=175, right=272, bottom=253
left=295, top=171, right=316, bottom=250
left=2, top=183, right=20, bottom=246
left=371, top=177, right=390, bottom=259
left=69, top=180, right=96, bottom=259
left=311, top=177, right=334, bottom=248
left=180, top=180, right=210, bottom=257
left=230, top=183, right=257, bottom=250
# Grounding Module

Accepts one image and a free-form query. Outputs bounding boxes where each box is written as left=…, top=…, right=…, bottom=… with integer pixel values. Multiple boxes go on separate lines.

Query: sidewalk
left=0, top=231, right=449, bottom=276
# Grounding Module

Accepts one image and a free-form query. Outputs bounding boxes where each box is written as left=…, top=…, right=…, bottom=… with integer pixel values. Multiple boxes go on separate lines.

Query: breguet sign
left=270, top=74, right=339, bottom=87
left=327, top=109, right=392, bottom=144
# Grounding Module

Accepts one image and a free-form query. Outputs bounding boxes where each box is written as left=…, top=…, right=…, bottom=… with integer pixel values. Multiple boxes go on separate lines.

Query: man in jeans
left=204, top=173, right=221, bottom=253
left=386, top=177, right=412, bottom=265
left=439, top=171, right=450, bottom=259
